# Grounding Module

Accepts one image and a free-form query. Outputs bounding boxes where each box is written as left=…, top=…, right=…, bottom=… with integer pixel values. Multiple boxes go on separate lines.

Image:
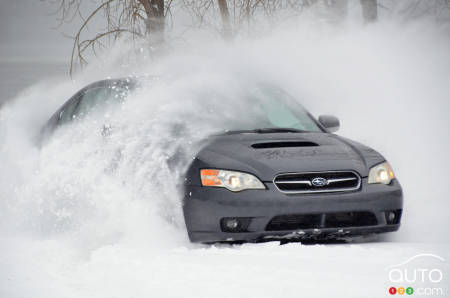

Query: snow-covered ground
left=1, top=14, right=450, bottom=298
left=2, top=239, right=449, bottom=298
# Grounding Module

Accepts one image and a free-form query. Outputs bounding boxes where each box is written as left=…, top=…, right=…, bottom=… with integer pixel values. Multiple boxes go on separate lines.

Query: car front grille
left=265, top=211, right=378, bottom=231
left=273, top=171, right=361, bottom=194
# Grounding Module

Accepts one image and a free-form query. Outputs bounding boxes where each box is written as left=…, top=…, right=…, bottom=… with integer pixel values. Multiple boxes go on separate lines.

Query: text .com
left=388, top=286, right=444, bottom=296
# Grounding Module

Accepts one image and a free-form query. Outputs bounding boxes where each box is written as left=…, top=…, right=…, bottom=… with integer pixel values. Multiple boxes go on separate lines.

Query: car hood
left=187, top=132, right=385, bottom=183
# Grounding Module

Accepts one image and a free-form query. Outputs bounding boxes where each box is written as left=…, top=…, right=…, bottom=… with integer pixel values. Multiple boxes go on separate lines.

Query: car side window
left=59, top=94, right=82, bottom=124
left=73, top=87, right=110, bottom=118
left=73, top=85, right=129, bottom=119
left=57, top=84, right=130, bottom=126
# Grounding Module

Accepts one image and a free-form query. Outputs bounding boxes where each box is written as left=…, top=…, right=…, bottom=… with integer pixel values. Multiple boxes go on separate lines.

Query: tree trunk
left=327, top=0, right=348, bottom=23
left=360, top=0, right=377, bottom=23
left=139, top=0, right=165, bottom=42
left=217, top=0, right=232, bottom=39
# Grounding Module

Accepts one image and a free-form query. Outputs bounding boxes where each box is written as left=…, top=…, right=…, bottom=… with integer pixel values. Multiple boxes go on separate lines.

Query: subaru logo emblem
left=311, top=177, right=328, bottom=187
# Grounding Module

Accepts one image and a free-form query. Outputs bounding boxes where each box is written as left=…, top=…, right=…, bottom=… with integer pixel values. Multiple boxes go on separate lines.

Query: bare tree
left=182, top=0, right=317, bottom=36
left=395, top=0, right=450, bottom=22
left=60, top=0, right=450, bottom=74
left=217, top=0, right=232, bottom=39
left=55, top=0, right=170, bottom=75
left=360, top=0, right=377, bottom=23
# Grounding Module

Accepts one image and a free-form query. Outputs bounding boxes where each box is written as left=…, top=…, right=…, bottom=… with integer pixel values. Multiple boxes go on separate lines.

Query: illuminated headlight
left=368, top=162, right=396, bottom=185
left=200, top=169, right=266, bottom=192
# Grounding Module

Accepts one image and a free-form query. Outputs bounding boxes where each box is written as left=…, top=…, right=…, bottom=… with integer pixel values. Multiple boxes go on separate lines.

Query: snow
left=2, top=238, right=449, bottom=298
left=1, top=11, right=450, bottom=298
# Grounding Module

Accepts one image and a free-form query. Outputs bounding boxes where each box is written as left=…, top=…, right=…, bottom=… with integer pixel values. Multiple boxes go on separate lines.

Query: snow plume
left=1, top=10, right=450, bottom=298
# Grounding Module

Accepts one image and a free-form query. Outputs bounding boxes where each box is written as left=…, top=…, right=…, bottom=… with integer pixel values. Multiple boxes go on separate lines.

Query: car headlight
left=200, top=169, right=266, bottom=192
left=368, top=162, right=396, bottom=185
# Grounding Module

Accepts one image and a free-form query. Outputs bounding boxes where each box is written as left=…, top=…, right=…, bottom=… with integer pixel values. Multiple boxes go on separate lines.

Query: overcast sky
left=0, top=1, right=91, bottom=102
left=0, top=0, right=93, bottom=63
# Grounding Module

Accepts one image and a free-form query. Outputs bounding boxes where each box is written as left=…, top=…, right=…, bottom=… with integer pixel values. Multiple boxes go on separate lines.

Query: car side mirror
left=318, top=115, right=340, bottom=133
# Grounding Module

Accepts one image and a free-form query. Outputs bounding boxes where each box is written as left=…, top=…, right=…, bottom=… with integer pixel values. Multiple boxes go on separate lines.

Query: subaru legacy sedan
left=42, top=78, right=403, bottom=243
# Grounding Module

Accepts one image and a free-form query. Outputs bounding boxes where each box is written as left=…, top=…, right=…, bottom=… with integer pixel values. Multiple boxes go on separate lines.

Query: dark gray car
left=43, top=79, right=403, bottom=243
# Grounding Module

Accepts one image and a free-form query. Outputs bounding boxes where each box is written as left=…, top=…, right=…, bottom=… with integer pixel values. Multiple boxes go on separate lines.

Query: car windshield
left=216, top=86, right=323, bottom=133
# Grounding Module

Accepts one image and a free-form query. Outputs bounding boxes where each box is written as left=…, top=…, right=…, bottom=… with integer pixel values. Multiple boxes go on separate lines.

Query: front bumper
left=183, top=179, right=403, bottom=243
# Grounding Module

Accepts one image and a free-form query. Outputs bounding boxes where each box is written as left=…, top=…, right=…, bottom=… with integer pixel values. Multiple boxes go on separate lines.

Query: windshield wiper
left=224, top=128, right=308, bottom=134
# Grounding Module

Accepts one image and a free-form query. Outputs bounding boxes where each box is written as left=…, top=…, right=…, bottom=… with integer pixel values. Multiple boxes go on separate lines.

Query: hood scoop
left=251, top=141, right=319, bottom=149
